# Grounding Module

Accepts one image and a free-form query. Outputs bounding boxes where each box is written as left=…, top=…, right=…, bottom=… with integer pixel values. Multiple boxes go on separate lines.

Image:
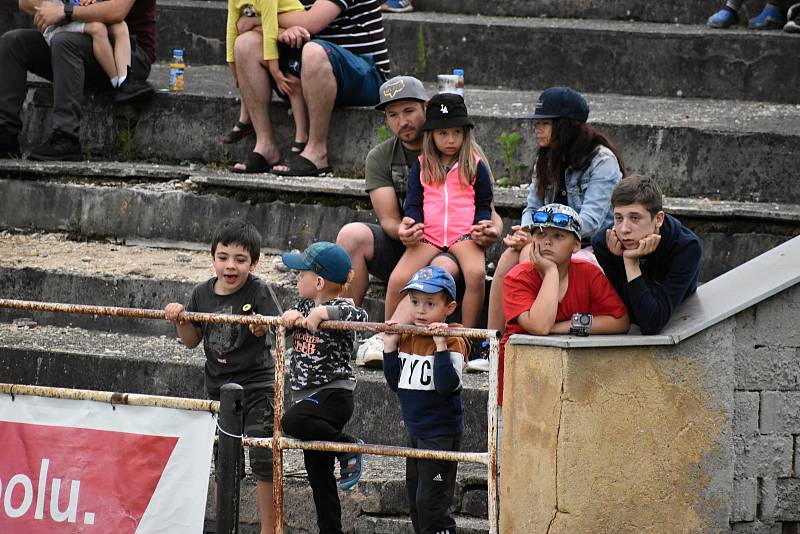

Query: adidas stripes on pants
left=406, top=432, right=462, bottom=534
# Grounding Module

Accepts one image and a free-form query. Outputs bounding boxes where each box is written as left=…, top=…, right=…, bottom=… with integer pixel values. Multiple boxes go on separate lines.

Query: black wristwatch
left=64, top=1, right=74, bottom=23
left=569, top=313, right=592, bottom=336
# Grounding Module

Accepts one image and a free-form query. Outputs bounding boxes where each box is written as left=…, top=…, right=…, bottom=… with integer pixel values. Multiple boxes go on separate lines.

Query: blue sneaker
left=748, top=4, right=786, bottom=29
left=338, top=439, right=364, bottom=490
left=381, top=0, right=413, bottom=13
left=707, top=7, right=739, bottom=28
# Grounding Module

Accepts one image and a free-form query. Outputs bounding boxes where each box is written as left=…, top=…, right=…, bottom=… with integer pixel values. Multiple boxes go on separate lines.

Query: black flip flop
left=271, top=153, right=331, bottom=177
left=221, top=121, right=255, bottom=145
left=290, top=140, right=307, bottom=154
left=229, top=152, right=277, bottom=174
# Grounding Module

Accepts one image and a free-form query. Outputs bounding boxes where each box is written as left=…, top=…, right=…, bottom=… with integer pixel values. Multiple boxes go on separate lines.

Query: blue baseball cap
left=282, top=242, right=352, bottom=284
left=402, top=266, right=457, bottom=301
left=531, top=86, right=589, bottom=123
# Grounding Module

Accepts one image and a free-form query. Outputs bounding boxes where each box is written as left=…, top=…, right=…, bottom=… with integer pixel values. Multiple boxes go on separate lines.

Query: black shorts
left=365, top=223, right=466, bottom=300
left=212, top=386, right=275, bottom=481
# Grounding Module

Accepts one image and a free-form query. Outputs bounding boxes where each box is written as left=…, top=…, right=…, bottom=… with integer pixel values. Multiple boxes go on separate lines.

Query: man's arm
left=277, top=0, right=341, bottom=35
left=33, top=0, right=134, bottom=29
left=370, top=187, right=403, bottom=241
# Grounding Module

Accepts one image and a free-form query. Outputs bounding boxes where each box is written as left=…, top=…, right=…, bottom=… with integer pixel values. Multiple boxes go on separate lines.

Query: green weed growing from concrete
left=417, top=25, right=427, bottom=72
left=497, top=131, right=528, bottom=187
left=377, top=125, right=390, bottom=143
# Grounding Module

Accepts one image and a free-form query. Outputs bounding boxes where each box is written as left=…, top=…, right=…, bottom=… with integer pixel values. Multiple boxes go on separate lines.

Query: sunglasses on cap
left=532, top=211, right=575, bottom=227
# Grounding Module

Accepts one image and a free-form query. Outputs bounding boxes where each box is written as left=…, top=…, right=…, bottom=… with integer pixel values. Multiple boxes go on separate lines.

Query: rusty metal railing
left=0, top=298, right=500, bottom=534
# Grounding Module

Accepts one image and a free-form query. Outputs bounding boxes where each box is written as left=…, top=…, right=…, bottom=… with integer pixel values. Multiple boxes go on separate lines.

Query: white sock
left=117, top=74, right=127, bottom=87
left=110, top=76, right=119, bottom=88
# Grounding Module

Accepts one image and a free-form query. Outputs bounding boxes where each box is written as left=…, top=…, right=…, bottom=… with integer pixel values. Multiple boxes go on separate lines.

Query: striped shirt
left=301, top=0, right=390, bottom=77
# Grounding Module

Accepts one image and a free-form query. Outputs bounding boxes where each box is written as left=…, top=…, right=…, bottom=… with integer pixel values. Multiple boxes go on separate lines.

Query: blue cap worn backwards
left=402, top=265, right=457, bottom=301
left=282, top=242, right=352, bottom=284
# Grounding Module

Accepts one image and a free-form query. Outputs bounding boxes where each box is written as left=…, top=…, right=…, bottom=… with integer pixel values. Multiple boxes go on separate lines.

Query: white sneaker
left=464, top=357, right=490, bottom=373
left=356, top=333, right=384, bottom=368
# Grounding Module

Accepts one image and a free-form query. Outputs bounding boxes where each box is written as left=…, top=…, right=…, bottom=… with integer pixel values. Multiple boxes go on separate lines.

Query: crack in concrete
left=546, top=351, right=567, bottom=534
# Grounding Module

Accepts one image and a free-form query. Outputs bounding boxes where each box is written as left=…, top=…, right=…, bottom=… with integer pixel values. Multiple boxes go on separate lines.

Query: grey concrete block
left=760, top=391, right=800, bottom=434
left=733, top=477, right=758, bottom=522
left=736, top=346, right=800, bottom=391
left=760, top=477, right=778, bottom=522
left=776, top=478, right=800, bottom=521
left=734, top=433, right=793, bottom=478
left=735, top=392, right=761, bottom=435
left=731, top=520, right=783, bottom=534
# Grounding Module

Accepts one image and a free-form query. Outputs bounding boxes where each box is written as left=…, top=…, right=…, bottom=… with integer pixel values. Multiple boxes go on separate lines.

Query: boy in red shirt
left=498, top=203, right=630, bottom=404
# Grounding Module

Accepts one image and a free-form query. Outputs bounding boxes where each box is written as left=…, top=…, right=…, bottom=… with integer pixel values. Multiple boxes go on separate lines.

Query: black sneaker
left=464, top=339, right=490, bottom=373
left=0, top=130, right=21, bottom=159
left=115, top=75, right=155, bottom=104
left=29, top=130, right=82, bottom=161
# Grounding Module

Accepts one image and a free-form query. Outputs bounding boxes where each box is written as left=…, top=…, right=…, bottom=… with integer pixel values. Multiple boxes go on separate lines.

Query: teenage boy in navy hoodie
left=592, top=175, right=702, bottom=334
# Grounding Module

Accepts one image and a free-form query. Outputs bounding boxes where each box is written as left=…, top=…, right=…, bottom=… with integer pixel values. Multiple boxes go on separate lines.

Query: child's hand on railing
left=302, top=307, right=329, bottom=333
left=164, top=302, right=186, bottom=324
left=382, top=320, right=401, bottom=352
left=427, top=322, right=450, bottom=352
left=281, top=309, right=304, bottom=328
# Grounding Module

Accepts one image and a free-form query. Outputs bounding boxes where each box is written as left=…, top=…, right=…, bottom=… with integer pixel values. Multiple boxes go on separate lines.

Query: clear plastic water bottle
left=169, top=49, right=185, bottom=92
left=453, top=69, right=465, bottom=98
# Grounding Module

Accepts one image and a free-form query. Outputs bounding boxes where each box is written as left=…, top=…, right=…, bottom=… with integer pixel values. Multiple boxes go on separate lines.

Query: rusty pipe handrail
left=245, top=436, right=489, bottom=464
left=0, top=297, right=500, bottom=533
left=0, top=383, right=219, bottom=413
left=0, top=298, right=499, bottom=340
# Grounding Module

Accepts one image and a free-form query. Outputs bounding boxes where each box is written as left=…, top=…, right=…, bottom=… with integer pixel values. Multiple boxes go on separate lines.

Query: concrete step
left=16, top=71, right=800, bottom=204
left=0, top=0, right=773, bottom=27
left=0, top=322, right=492, bottom=452
left=412, top=0, right=767, bottom=24
left=148, top=1, right=800, bottom=103
left=1, top=167, right=798, bottom=281
left=204, top=452, right=489, bottom=533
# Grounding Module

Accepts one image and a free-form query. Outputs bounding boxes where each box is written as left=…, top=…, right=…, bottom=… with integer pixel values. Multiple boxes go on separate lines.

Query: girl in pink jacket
left=386, top=93, right=493, bottom=327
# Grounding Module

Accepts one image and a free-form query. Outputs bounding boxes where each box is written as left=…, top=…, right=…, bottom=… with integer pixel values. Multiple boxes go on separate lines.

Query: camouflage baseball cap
left=529, top=203, right=582, bottom=241
left=375, top=76, right=428, bottom=111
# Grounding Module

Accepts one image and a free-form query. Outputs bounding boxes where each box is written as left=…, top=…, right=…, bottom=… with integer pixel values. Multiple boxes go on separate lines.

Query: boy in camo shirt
left=280, top=241, right=368, bottom=534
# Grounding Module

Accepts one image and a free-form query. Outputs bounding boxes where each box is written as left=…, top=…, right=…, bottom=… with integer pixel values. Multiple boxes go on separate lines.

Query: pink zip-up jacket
left=404, top=156, right=493, bottom=248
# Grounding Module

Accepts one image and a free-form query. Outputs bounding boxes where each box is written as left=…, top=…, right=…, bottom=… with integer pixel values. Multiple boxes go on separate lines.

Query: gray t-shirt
left=364, top=136, right=421, bottom=211
left=187, top=274, right=277, bottom=396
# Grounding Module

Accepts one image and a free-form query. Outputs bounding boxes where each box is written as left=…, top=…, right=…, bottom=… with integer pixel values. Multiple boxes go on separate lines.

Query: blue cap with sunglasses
left=528, top=203, right=582, bottom=241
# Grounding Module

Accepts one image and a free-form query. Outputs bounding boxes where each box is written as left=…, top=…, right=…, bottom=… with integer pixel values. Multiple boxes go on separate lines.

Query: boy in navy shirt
left=592, top=175, right=702, bottom=334
left=383, top=266, right=468, bottom=534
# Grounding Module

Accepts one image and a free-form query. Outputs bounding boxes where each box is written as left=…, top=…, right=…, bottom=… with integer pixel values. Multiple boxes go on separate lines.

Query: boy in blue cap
left=382, top=265, right=469, bottom=534
left=280, top=241, right=368, bottom=534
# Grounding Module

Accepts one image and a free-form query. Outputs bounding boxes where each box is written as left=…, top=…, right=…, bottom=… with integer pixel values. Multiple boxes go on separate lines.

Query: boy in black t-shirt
left=164, top=218, right=278, bottom=534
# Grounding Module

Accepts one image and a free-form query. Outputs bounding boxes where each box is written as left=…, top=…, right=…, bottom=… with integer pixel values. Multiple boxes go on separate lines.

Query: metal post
left=217, top=383, right=244, bottom=534
left=487, top=335, right=500, bottom=534
left=272, top=326, right=286, bottom=534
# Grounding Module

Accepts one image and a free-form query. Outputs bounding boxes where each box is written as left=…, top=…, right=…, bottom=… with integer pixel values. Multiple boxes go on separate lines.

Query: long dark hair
left=534, top=119, right=625, bottom=200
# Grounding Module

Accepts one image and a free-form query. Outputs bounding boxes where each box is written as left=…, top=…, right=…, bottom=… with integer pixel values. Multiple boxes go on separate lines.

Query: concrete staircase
left=1, top=1, right=799, bottom=532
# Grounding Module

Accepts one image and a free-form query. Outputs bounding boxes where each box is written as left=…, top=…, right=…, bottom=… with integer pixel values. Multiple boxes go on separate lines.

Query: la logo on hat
left=440, top=104, right=449, bottom=114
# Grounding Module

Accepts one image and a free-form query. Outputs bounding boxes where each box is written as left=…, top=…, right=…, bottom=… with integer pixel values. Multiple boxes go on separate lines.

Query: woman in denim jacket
left=485, top=87, right=625, bottom=334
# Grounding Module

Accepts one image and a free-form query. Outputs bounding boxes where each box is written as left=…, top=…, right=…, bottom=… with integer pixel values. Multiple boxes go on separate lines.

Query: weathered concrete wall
left=731, top=283, right=800, bottom=532
left=501, top=324, right=734, bottom=533
left=500, top=282, right=800, bottom=532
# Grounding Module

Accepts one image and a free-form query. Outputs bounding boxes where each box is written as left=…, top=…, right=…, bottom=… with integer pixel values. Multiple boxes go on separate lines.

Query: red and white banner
left=0, top=393, right=216, bottom=533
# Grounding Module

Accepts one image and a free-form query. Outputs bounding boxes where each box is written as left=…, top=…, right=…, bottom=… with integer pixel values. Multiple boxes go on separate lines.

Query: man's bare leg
left=233, top=31, right=280, bottom=168
left=336, top=222, right=374, bottom=306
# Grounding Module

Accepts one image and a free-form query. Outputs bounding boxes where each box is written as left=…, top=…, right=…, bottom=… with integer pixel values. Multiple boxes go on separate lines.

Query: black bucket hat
left=422, top=93, right=474, bottom=131
left=531, top=86, right=589, bottom=123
